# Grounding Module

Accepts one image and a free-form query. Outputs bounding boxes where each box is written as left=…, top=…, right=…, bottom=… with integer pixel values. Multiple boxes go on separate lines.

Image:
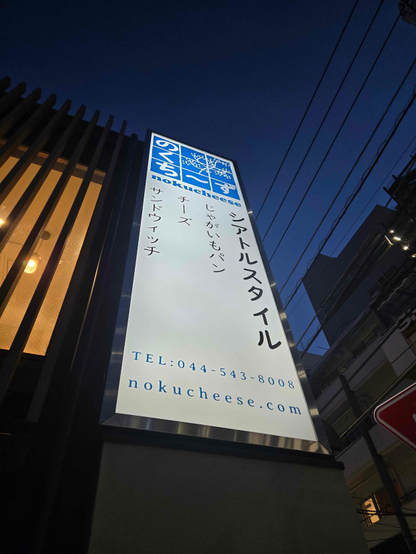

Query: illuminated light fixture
left=385, top=235, right=393, bottom=246
left=403, top=245, right=409, bottom=251
left=389, top=229, right=394, bottom=234
left=412, top=254, right=416, bottom=258
left=393, top=236, right=402, bottom=241
left=0, top=218, right=4, bottom=227
left=24, top=253, right=40, bottom=274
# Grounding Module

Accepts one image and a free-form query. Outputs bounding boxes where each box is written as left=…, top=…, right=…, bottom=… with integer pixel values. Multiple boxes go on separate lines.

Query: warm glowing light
left=403, top=245, right=409, bottom=251
left=0, top=219, right=4, bottom=227
left=389, top=229, right=394, bottom=234
left=362, top=497, right=381, bottom=526
left=412, top=254, right=416, bottom=258
left=393, top=236, right=402, bottom=241
left=24, top=253, right=40, bottom=274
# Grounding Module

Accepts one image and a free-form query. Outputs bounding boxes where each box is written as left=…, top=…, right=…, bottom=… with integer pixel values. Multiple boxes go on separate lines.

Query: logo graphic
left=150, top=135, right=240, bottom=200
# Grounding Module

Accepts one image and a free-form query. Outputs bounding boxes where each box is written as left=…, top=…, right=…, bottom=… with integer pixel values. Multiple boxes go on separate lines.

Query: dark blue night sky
left=1, top=0, right=416, bottom=353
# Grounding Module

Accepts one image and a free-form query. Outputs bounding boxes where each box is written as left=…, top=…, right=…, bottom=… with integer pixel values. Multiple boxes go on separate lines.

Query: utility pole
left=339, top=374, right=416, bottom=554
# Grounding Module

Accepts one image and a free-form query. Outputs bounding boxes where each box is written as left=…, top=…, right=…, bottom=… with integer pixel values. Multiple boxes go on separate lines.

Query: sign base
left=88, top=442, right=369, bottom=553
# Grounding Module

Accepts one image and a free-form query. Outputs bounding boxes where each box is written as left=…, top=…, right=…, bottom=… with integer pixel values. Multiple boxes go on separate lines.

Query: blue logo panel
left=211, top=178, right=240, bottom=199
left=150, top=158, right=181, bottom=179
left=150, top=134, right=240, bottom=197
left=153, top=136, right=180, bottom=154
left=182, top=167, right=211, bottom=190
left=152, top=145, right=180, bottom=168
left=181, top=146, right=208, bottom=173
left=207, top=156, right=236, bottom=184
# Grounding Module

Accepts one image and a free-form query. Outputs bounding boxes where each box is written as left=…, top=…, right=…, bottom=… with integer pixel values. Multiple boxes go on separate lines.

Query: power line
left=283, top=65, right=416, bottom=313
left=280, top=51, right=415, bottom=298
left=300, top=218, right=416, bottom=357
left=254, top=0, right=361, bottom=222
left=295, top=149, right=416, bottom=356
left=330, top=136, right=416, bottom=257
left=361, top=521, right=416, bottom=530
left=285, top=134, right=416, bottom=320
left=321, top=327, right=416, bottom=419
left=269, top=14, right=400, bottom=267
left=365, top=536, right=416, bottom=542
left=357, top=510, right=416, bottom=518
left=260, top=0, right=385, bottom=242
left=296, top=230, right=389, bottom=349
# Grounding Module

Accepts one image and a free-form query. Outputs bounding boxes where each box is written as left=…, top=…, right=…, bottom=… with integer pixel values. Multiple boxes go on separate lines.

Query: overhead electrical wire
left=287, top=82, right=416, bottom=353
left=283, top=64, right=416, bottom=314
left=299, top=193, right=416, bottom=357
left=268, top=14, right=400, bottom=266
left=330, top=135, right=416, bottom=258
left=320, top=324, right=416, bottom=415
left=294, top=144, right=416, bottom=355
left=286, top=134, right=416, bottom=320
left=260, top=0, right=385, bottom=242
left=297, top=185, right=416, bottom=356
left=254, top=0, right=361, bottom=222
left=296, top=232, right=392, bottom=349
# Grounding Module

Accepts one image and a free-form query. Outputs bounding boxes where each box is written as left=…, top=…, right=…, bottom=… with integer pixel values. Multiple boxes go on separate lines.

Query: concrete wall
left=88, top=442, right=369, bottom=554
left=338, top=425, right=398, bottom=480
left=382, top=329, right=416, bottom=376
left=316, top=341, right=387, bottom=418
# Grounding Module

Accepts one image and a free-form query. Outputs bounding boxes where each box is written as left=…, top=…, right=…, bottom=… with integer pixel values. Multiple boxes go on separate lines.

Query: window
left=0, top=148, right=103, bottom=355
left=361, top=495, right=381, bottom=526
left=360, top=484, right=402, bottom=526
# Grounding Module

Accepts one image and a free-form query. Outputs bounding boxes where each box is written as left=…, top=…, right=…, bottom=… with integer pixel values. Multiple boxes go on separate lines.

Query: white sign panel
left=114, top=133, right=318, bottom=442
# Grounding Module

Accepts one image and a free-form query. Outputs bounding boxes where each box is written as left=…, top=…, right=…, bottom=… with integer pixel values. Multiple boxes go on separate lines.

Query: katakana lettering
left=178, top=217, right=192, bottom=226
left=239, top=253, right=257, bottom=265
left=213, top=266, right=225, bottom=273
left=253, top=307, right=269, bottom=325
left=149, top=214, right=162, bottom=222
left=239, top=237, right=250, bottom=250
left=148, top=226, right=158, bottom=232
left=144, top=246, right=160, bottom=256
left=151, top=196, right=163, bottom=202
left=151, top=188, right=162, bottom=194
left=229, top=214, right=244, bottom=222
left=146, top=236, right=159, bottom=244
left=232, top=224, right=247, bottom=234
left=152, top=204, right=162, bottom=211
left=210, top=253, right=225, bottom=261
left=248, top=286, right=263, bottom=301
left=243, top=268, right=261, bottom=284
left=178, top=196, right=189, bottom=203
left=258, top=330, right=281, bottom=350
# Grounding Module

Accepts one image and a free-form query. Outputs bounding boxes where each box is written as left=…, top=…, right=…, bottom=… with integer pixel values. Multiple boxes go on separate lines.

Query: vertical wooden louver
left=0, top=77, right=127, bottom=410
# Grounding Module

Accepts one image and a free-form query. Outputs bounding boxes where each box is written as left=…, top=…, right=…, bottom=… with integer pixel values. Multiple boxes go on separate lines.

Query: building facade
left=304, top=178, right=416, bottom=552
left=0, top=77, right=371, bottom=554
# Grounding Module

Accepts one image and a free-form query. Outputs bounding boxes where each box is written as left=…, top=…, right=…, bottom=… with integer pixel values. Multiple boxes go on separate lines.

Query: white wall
left=382, top=330, right=416, bottom=376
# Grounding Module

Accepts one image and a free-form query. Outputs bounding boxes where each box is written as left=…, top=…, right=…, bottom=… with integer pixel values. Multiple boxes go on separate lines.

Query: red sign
left=374, top=382, right=416, bottom=451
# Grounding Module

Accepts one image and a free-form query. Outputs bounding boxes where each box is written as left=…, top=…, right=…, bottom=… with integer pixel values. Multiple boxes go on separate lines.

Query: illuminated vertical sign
left=110, top=132, right=322, bottom=446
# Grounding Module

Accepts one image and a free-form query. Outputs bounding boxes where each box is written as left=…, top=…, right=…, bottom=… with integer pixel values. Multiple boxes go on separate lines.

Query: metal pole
left=339, top=374, right=416, bottom=553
